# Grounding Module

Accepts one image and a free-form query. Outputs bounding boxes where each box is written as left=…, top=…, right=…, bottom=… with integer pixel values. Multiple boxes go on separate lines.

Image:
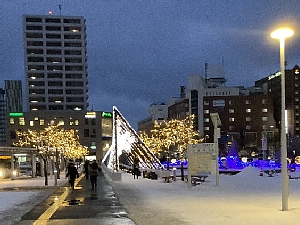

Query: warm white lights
left=271, top=28, right=294, bottom=40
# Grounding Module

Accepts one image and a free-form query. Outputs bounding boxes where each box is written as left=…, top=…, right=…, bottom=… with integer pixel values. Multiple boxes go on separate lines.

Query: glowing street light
left=271, top=27, right=294, bottom=211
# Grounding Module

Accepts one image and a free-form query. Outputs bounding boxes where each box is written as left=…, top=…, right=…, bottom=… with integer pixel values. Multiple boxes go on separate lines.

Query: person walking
left=84, top=160, right=90, bottom=179
left=133, top=158, right=140, bottom=179
left=89, top=160, right=98, bottom=190
left=66, top=162, right=79, bottom=189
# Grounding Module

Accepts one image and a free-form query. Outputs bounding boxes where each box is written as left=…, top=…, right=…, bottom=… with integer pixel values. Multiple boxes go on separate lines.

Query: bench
left=162, top=175, right=175, bottom=183
left=185, top=175, right=208, bottom=185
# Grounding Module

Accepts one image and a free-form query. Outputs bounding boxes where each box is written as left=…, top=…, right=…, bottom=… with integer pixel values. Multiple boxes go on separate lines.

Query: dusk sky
left=1, top=1, right=300, bottom=129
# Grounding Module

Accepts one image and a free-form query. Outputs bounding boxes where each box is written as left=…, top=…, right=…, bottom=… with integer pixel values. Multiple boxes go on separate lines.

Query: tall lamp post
left=271, top=28, right=294, bottom=211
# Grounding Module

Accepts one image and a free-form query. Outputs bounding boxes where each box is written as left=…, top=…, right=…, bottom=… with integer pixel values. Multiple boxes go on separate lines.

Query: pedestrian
left=89, top=160, right=98, bottom=190
left=84, top=160, right=90, bottom=179
left=133, top=158, right=140, bottom=179
left=66, top=162, right=79, bottom=189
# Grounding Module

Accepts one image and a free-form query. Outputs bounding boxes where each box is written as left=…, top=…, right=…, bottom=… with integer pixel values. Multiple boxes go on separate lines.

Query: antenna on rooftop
left=59, top=4, right=62, bottom=16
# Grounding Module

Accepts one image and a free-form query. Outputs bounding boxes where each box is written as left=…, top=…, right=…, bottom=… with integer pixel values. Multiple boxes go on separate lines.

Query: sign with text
left=187, top=143, right=214, bottom=176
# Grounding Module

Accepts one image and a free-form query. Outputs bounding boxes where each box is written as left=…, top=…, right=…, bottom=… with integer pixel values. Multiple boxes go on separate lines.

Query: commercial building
left=255, top=65, right=300, bottom=138
left=5, top=80, right=23, bottom=113
left=138, top=102, right=168, bottom=136
left=6, top=110, right=112, bottom=161
left=0, top=80, right=23, bottom=146
left=0, top=89, right=5, bottom=145
left=22, top=14, right=88, bottom=111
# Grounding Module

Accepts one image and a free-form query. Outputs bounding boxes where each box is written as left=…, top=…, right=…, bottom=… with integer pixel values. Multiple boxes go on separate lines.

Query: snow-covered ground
left=0, top=174, right=68, bottom=225
left=1, top=167, right=300, bottom=225
left=109, top=167, right=300, bottom=225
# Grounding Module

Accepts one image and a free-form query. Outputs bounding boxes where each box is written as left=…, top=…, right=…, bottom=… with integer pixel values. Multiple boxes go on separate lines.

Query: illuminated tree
left=14, top=123, right=87, bottom=185
left=140, top=115, right=202, bottom=159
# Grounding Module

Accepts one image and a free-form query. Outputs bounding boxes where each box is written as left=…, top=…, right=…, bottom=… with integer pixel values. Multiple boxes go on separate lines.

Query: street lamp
left=271, top=27, right=294, bottom=211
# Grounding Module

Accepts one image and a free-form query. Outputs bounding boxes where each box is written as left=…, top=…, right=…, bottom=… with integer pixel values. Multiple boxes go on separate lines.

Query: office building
left=255, top=65, right=300, bottom=138
left=6, top=110, right=112, bottom=161
left=0, top=89, right=5, bottom=145
left=23, top=14, right=88, bottom=111
left=5, top=80, right=23, bottom=113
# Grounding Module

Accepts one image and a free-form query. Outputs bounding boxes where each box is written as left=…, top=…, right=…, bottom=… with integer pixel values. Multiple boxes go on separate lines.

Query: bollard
left=173, top=168, right=176, bottom=181
left=54, top=170, right=57, bottom=186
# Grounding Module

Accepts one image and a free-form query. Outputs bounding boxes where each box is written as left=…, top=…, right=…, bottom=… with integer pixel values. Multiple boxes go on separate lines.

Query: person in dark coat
left=66, top=162, right=79, bottom=189
left=89, top=160, right=98, bottom=190
left=84, top=160, right=90, bottom=179
left=133, top=158, right=140, bottom=179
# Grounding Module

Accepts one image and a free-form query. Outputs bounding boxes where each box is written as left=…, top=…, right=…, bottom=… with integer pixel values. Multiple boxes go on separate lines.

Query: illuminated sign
left=268, top=71, right=281, bottom=80
left=0, top=156, right=11, bottom=160
left=9, top=112, right=24, bottom=117
left=102, top=112, right=112, bottom=118
left=85, top=112, right=96, bottom=118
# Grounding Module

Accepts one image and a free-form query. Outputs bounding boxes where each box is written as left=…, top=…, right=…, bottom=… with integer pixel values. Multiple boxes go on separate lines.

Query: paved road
left=14, top=171, right=135, bottom=225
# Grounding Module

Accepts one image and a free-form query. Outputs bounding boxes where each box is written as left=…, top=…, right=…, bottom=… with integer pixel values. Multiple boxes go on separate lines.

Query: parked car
left=19, top=162, right=32, bottom=176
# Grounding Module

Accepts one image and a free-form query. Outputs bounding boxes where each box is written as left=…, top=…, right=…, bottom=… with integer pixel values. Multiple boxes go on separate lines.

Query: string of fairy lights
left=13, top=124, right=88, bottom=159
left=140, top=114, right=203, bottom=159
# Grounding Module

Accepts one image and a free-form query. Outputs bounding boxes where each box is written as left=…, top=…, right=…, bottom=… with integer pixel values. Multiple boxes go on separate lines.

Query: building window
left=91, top=119, right=96, bottom=125
left=90, top=141, right=96, bottom=149
left=262, top=117, right=268, bottom=121
left=204, top=101, right=209, bottom=105
left=204, top=118, right=209, bottom=122
left=246, top=109, right=251, bottom=113
left=84, top=129, right=89, bottom=137
left=296, top=98, right=299, bottom=102
left=19, top=118, right=25, bottom=126
left=58, top=118, right=64, bottom=125
left=229, top=100, right=234, bottom=105
left=246, top=125, right=251, bottom=130
left=262, top=99, right=267, bottom=104
left=204, top=110, right=209, bottom=114
left=246, top=100, right=251, bottom=104
left=262, top=108, right=268, bottom=112
left=85, top=119, right=88, bottom=125
left=10, top=131, right=16, bottom=139
left=246, top=117, right=251, bottom=121
left=75, top=120, right=79, bottom=126
left=229, top=117, right=235, bottom=122
left=204, top=127, right=209, bottom=131
left=30, top=121, right=34, bottom=126
left=40, top=119, right=44, bottom=126
left=229, top=109, right=234, bottom=113
left=229, top=126, right=234, bottom=131
left=10, top=118, right=14, bottom=125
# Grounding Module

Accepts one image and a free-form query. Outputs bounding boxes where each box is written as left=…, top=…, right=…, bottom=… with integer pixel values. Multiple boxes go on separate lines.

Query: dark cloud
left=1, top=0, right=300, bottom=129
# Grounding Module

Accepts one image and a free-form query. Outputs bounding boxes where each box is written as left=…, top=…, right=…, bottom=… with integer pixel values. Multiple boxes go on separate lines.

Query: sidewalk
left=0, top=172, right=69, bottom=189
left=14, top=170, right=135, bottom=225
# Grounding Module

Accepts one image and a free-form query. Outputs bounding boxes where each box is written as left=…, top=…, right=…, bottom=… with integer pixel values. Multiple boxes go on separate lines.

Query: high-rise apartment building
left=22, top=14, right=88, bottom=111
left=0, top=88, right=5, bottom=145
left=5, top=80, right=23, bottom=113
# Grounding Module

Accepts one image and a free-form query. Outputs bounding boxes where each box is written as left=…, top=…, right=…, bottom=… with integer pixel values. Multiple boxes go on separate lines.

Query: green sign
left=9, top=112, right=24, bottom=117
left=102, top=112, right=112, bottom=118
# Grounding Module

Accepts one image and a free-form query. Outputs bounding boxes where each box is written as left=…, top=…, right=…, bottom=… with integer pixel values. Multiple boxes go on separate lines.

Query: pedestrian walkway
left=14, top=171, right=135, bottom=225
